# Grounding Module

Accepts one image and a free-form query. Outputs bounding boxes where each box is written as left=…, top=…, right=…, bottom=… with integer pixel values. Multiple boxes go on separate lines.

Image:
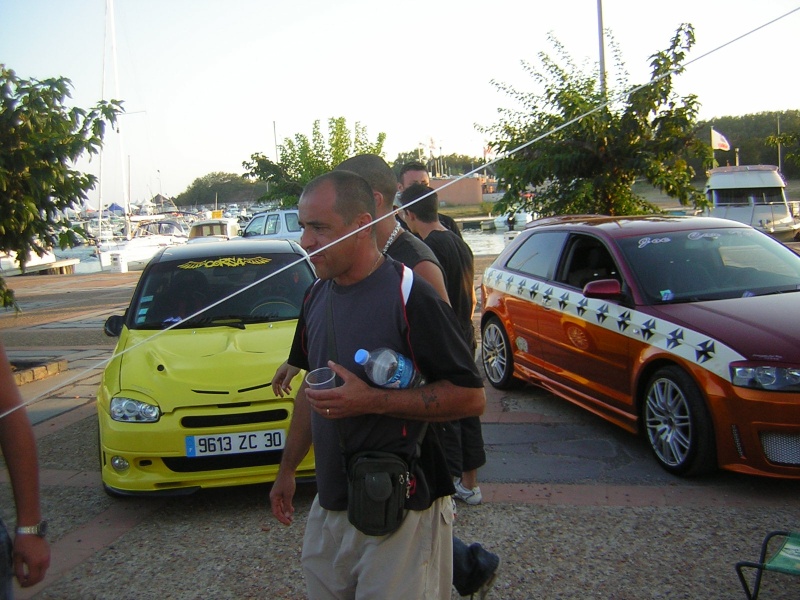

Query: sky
left=2, top=0, right=799, bottom=208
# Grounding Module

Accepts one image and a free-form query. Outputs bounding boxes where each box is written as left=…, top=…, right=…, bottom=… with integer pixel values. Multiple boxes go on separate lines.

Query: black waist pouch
left=346, top=450, right=409, bottom=536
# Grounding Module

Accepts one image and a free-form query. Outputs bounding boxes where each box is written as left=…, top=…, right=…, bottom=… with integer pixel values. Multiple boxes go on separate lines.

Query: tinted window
left=506, top=231, right=567, bottom=280
left=559, top=235, right=619, bottom=288
left=243, top=215, right=266, bottom=237
left=286, top=212, right=301, bottom=232
left=618, top=228, right=800, bottom=303
left=265, top=215, right=280, bottom=235
left=131, top=253, right=315, bottom=328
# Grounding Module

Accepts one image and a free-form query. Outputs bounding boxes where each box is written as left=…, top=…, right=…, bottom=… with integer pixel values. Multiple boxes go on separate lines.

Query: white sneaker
left=453, top=477, right=483, bottom=505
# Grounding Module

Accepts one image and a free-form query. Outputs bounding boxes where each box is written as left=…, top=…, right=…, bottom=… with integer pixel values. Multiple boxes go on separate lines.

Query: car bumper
left=98, top=399, right=315, bottom=494
left=710, top=386, right=800, bottom=479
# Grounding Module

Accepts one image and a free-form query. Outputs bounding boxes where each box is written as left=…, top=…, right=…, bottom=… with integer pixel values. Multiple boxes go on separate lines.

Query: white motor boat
left=97, top=218, right=189, bottom=271
left=493, top=211, right=535, bottom=232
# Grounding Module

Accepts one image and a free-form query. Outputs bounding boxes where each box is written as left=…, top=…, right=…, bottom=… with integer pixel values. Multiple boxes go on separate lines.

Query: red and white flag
left=711, top=128, right=730, bottom=151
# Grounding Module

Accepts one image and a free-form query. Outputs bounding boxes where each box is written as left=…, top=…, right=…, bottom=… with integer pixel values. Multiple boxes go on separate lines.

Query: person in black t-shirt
left=396, top=161, right=462, bottom=238
left=400, top=183, right=487, bottom=508
left=269, top=170, right=485, bottom=600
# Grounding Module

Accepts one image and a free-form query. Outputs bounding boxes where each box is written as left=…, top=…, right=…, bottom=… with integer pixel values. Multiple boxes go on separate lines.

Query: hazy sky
left=2, top=0, right=798, bottom=207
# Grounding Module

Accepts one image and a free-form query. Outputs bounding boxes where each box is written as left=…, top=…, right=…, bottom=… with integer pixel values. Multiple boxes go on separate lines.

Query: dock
left=0, top=258, right=81, bottom=277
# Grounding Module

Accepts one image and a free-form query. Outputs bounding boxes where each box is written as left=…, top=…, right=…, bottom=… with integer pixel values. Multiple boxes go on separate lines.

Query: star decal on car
left=666, top=328, right=684, bottom=349
left=595, top=304, right=609, bottom=323
left=695, top=340, right=716, bottom=363
left=617, top=310, right=631, bottom=332
left=558, top=292, right=570, bottom=310
left=640, top=319, right=657, bottom=341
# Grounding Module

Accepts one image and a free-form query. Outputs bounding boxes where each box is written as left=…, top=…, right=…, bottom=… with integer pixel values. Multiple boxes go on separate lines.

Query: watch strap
left=15, top=520, right=47, bottom=537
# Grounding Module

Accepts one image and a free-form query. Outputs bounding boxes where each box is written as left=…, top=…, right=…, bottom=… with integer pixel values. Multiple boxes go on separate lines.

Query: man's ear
left=355, top=212, right=374, bottom=237
left=373, top=190, right=386, bottom=211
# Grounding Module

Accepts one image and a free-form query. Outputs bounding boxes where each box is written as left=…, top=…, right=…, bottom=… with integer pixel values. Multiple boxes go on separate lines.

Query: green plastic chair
left=736, top=530, right=800, bottom=599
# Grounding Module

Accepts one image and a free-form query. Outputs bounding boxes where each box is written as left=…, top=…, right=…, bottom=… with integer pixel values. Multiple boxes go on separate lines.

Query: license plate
left=185, top=429, right=285, bottom=457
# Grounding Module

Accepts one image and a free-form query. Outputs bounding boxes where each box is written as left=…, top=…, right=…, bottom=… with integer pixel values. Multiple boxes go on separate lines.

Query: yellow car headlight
left=110, top=397, right=161, bottom=422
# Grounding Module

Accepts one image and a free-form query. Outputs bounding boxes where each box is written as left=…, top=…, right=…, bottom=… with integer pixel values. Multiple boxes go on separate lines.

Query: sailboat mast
left=105, top=0, right=132, bottom=239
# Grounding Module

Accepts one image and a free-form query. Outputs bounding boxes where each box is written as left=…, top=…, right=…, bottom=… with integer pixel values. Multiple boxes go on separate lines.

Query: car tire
left=643, top=365, right=717, bottom=476
left=481, top=316, right=520, bottom=389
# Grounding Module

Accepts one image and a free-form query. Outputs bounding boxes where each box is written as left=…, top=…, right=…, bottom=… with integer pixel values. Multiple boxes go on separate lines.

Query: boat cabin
left=704, top=165, right=800, bottom=242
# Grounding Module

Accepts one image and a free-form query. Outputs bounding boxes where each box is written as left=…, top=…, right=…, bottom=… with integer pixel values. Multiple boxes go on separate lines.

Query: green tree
left=0, top=66, right=122, bottom=307
left=481, top=25, right=710, bottom=216
left=768, top=131, right=800, bottom=172
left=174, top=172, right=268, bottom=208
left=243, top=117, right=386, bottom=206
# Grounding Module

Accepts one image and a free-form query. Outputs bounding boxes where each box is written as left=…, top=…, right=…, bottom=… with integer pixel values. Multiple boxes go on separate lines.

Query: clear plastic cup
left=305, top=367, right=337, bottom=390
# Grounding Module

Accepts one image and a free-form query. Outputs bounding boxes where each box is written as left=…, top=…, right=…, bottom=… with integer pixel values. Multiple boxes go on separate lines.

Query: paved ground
left=1, top=265, right=799, bottom=599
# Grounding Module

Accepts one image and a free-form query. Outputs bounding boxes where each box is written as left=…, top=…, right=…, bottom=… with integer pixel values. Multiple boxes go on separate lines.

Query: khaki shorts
left=302, top=495, right=454, bottom=599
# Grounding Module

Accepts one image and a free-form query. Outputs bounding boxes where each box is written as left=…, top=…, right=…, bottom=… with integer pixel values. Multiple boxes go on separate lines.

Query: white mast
left=105, top=0, right=132, bottom=239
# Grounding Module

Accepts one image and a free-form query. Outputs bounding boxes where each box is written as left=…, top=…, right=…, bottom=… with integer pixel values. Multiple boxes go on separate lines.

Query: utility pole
left=273, top=121, right=279, bottom=163
left=597, top=0, right=607, bottom=96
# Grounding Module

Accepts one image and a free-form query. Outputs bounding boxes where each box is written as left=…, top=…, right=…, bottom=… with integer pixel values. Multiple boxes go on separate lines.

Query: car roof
left=151, top=238, right=305, bottom=264
left=190, top=218, right=238, bottom=226
left=250, top=208, right=298, bottom=216
left=524, top=214, right=752, bottom=239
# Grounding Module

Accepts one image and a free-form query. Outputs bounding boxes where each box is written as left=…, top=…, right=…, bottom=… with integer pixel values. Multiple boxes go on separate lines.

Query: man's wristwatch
left=15, top=520, right=47, bottom=538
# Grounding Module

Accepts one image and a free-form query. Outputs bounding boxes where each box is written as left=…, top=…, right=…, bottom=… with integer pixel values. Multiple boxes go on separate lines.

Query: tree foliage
left=481, top=25, right=711, bottom=216
left=174, top=172, right=268, bottom=208
left=0, top=66, right=123, bottom=307
left=243, top=117, right=386, bottom=206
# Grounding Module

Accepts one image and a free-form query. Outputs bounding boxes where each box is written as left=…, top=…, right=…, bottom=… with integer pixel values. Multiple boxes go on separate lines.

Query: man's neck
left=415, top=220, right=446, bottom=240
left=333, top=250, right=384, bottom=287
left=375, top=213, right=400, bottom=249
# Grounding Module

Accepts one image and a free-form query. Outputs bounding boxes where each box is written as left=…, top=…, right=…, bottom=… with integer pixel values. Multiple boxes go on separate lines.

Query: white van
left=704, top=165, right=800, bottom=242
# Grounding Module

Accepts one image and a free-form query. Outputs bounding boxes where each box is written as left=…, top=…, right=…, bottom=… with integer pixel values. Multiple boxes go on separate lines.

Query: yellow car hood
left=110, top=323, right=298, bottom=411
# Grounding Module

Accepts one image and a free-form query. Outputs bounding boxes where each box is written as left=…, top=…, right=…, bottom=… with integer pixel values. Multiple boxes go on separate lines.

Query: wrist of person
left=15, top=520, right=47, bottom=538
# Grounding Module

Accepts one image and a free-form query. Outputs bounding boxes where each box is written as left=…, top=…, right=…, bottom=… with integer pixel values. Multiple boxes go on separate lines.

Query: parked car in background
left=187, top=218, right=240, bottom=243
left=242, top=209, right=302, bottom=241
left=481, top=215, right=800, bottom=479
left=98, top=239, right=316, bottom=495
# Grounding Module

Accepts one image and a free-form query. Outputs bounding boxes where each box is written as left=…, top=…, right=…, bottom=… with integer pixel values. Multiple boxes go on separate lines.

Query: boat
left=704, top=165, right=800, bottom=242
left=0, top=249, right=58, bottom=276
left=493, top=211, right=535, bottom=232
left=187, top=217, right=240, bottom=243
left=97, top=216, right=189, bottom=271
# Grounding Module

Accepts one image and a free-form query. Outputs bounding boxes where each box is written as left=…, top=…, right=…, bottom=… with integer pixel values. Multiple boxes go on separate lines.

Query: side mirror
left=583, top=278, right=623, bottom=299
left=104, top=315, right=124, bottom=337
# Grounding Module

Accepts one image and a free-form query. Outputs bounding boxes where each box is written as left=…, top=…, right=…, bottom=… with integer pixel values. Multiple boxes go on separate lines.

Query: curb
left=12, top=360, right=69, bottom=386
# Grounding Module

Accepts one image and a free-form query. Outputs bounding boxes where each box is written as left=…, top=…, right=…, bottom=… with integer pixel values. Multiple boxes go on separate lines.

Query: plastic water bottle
left=354, top=348, right=426, bottom=389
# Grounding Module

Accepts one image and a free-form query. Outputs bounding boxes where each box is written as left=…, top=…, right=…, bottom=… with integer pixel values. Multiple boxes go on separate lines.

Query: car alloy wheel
left=643, top=365, right=716, bottom=476
left=481, top=316, right=518, bottom=389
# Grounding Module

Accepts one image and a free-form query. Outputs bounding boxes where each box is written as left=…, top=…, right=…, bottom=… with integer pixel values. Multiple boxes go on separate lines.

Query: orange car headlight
left=730, top=363, right=800, bottom=392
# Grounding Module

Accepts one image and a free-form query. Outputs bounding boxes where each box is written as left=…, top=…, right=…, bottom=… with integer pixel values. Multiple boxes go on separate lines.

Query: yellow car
left=98, top=239, right=316, bottom=495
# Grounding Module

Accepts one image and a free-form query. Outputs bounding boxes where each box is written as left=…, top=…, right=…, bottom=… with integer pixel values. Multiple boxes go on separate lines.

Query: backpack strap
left=400, top=264, right=413, bottom=305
